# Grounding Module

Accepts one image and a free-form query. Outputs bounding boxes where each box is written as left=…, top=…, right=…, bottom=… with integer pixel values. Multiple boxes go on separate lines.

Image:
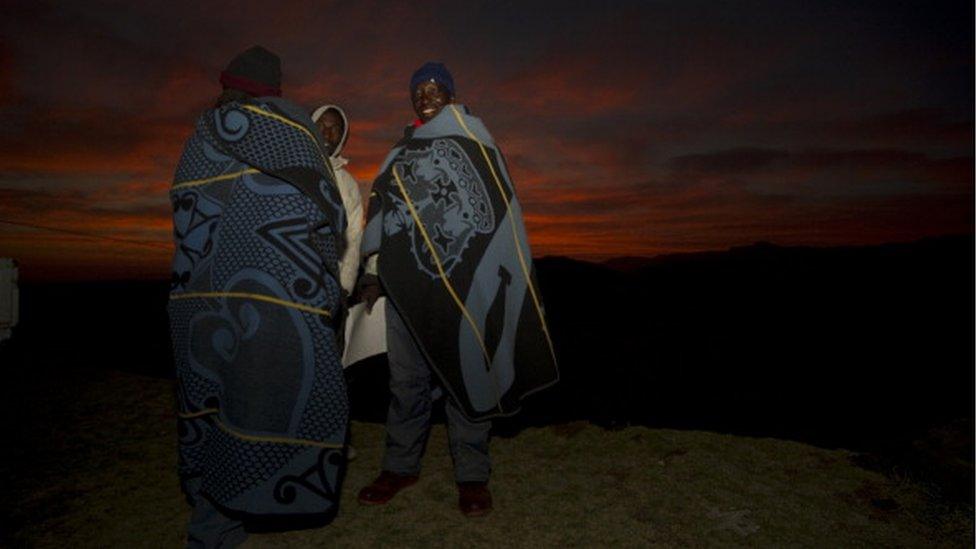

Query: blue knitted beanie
left=410, top=62, right=455, bottom=97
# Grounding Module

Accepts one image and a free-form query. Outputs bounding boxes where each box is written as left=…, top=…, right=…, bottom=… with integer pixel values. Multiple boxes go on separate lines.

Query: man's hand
left=356, top=273, right=382, bottom=313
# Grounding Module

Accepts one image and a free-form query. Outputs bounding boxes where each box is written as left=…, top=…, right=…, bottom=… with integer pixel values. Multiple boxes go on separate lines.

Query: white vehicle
left=0, top=259, right=18, bottom=342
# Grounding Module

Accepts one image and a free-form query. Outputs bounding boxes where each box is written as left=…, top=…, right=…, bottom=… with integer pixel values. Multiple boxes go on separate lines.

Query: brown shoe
left=457, top=481, right=493, bottom=517
left=357, top=471, right=419, bottom=505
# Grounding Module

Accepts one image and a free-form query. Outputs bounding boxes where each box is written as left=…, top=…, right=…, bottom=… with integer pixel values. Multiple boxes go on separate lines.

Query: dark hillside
left=4, top=235, right=972, bottom=498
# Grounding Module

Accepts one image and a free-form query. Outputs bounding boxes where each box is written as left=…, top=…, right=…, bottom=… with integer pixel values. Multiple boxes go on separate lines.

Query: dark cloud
left=667, top=147, right=972, bottom=191
left=0, top=0, right=972, bottom=277
left=668, top=148, right=790, bottom=174
left=845, top=108, right=973, bottom=143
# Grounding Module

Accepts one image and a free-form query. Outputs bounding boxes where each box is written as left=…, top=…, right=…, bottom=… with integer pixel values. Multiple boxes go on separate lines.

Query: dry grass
left=2, top=369, right=971, bottom=548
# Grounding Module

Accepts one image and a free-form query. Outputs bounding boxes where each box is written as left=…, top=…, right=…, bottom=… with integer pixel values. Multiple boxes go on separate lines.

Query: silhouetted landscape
left=2, top=234, right=973, bottom=505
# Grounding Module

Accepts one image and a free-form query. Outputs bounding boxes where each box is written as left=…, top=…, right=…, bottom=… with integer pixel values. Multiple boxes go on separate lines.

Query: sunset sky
left=0, top=0, right=972, bottom=280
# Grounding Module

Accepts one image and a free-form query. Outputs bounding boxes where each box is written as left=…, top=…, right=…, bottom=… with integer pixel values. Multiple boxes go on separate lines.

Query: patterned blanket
left=362, top=104, right=559, bottom=420
left=168, top=96, right=348, bottom=523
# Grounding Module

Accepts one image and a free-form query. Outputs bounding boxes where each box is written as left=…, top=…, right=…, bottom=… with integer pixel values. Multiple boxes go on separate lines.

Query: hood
left=311, top=103, right=349, bottom=158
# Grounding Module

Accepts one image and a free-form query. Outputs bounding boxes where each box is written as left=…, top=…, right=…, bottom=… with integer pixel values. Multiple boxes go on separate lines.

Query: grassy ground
left=2, top=368, right=971, bottom=548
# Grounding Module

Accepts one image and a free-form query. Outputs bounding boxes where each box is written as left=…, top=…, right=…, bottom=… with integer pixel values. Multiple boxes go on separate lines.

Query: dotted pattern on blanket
left=209, top=179, right=341, bottom=311
left=169, top=299, right=221, bottom=406
left=298, top=313, right=348, bottom=441
left=200, top=103, right=324, bottom=175
left=200, top=426, right=305, bottom=503
left=173, top=132, right=229, bottom=184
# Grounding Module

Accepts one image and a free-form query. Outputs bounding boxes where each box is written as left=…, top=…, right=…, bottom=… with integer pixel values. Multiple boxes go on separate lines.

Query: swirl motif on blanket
left=387, top=139, right=495, bottom=278
left=214, top=108, right=250, bottom=142
left=187, top=274, right=309, bottom=434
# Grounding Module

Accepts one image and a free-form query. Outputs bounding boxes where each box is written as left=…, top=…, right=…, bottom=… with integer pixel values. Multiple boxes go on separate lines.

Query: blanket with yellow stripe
left=168, top=97, right=348, bottom=525
left=362, top=104, right=559, bottom=421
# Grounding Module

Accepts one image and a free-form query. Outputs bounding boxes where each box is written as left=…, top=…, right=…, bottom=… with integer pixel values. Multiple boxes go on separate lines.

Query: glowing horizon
left=1, top=1, right=972, bottom=281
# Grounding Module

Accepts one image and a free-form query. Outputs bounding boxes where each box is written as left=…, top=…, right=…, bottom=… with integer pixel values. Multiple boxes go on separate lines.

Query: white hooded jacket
left=312, top=104, right=364, bottom=295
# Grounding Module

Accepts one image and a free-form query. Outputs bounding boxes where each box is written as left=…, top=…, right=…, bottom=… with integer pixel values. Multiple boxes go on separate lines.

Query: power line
left=0, top=218, right=172, bottom=250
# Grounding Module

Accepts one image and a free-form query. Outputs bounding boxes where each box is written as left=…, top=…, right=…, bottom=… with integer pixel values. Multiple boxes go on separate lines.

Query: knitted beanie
left=409, top=61, right=455, bottom=97
left=219, top=45, right=282, bottom=97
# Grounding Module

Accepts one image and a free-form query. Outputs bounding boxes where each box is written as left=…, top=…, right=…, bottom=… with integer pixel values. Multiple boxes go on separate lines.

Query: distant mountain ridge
left=6, top=233, right=973, bottom=481
left=527, top=232, right=973, bottom=454
left=593, top=234, right=973, bottom=273
left=4, top=232, right=972, bottom=514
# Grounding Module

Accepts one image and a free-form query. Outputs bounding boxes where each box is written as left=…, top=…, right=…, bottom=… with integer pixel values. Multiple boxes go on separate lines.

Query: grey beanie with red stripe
left=220, top=45, right=282, bottom=97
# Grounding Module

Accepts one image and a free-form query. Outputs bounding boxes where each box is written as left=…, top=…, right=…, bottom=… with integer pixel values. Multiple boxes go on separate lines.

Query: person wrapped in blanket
left=168, top=46, right=349, bottom=548
left=356, top=62, right=559, bottom=517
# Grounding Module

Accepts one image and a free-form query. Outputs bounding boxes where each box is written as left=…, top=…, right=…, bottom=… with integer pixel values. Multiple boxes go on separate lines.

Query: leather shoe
left=457, top=481, right=492, bottom=517
left=357, top=471, right=419, bottom=505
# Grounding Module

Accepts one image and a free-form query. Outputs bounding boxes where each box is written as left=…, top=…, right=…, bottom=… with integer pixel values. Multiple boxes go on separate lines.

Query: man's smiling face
left=412, top=80, right=453, bottom=123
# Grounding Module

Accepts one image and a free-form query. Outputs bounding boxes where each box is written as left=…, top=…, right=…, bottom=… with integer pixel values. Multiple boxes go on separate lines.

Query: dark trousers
left=381, top=300, right=491, bottom=482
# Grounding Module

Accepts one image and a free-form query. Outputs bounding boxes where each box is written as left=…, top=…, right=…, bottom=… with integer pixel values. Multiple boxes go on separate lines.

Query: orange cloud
left=0, top=1, right=971, bottom=280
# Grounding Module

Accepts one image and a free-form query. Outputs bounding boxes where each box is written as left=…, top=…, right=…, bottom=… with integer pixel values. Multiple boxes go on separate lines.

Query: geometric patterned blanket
left=168, top=96, right=348, bottom=523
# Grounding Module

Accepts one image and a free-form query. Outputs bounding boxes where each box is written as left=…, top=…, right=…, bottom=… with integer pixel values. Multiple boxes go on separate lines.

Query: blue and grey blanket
left=168, top=96, right=348, bottom=523
left=362, top=104, right=559, bottom=421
